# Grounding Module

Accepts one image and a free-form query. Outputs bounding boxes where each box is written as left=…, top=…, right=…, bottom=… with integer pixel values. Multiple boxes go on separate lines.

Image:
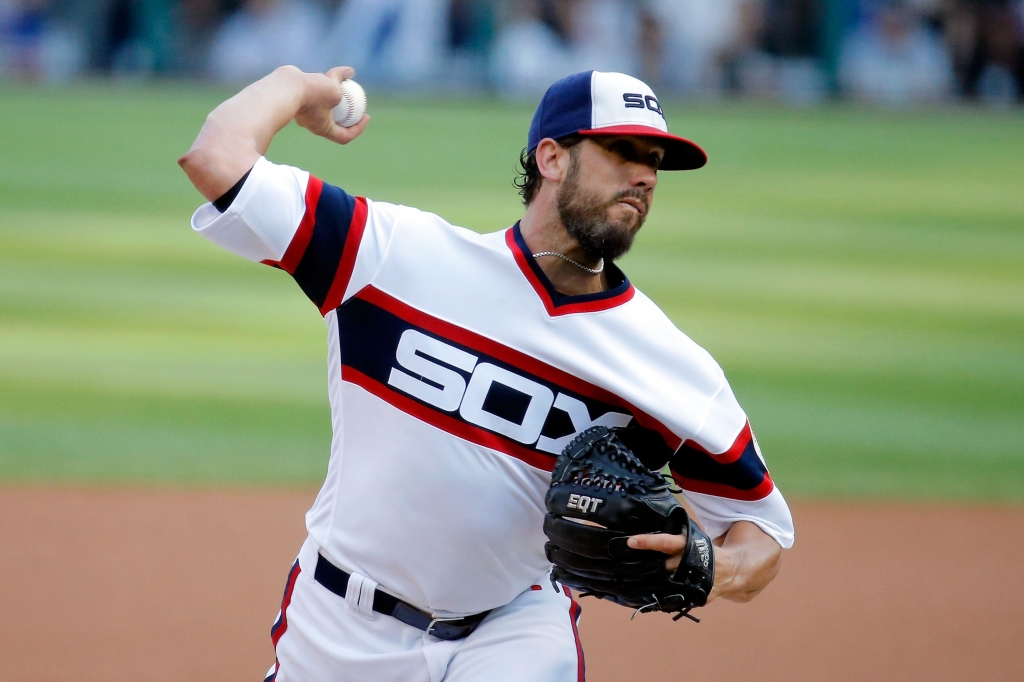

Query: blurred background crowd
left=1, top=0, right=1022, bottom=105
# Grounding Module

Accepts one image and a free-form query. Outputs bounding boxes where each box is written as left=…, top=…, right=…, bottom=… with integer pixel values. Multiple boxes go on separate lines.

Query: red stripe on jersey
left=507, top=228, right=556, bottom=316
left=672, top=470, right=775, bottom=501
left=342, top=365, right=558, bottom=472
left=320, top=196, right=369, bottom=315
left=683, top=422, right=753, bottom=465
left=280, top=176, right=324, bottom=274
left=355, top=286, right=681, bottom=450
left=505, top=228, right=636, bottom=317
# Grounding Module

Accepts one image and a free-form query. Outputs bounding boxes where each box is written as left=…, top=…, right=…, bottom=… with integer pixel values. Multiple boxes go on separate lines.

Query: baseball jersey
left=191, top=156, right=795, bottom=616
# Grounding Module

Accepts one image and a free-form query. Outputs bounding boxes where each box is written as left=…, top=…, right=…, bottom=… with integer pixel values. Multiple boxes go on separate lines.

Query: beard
left=555, top=156, right=649, bottom=262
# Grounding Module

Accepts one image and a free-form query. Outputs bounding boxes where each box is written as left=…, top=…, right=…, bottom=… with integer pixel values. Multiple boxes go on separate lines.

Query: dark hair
left=514, top=134, right=585, bottom=205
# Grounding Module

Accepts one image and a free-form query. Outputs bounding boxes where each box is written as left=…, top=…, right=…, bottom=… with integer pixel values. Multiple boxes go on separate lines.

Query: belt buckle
left=426, top=615, right=465, bottom=640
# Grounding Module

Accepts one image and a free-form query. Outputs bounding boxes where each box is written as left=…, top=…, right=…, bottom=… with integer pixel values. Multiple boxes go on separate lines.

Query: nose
left=632, top=162, right=658, bottom=189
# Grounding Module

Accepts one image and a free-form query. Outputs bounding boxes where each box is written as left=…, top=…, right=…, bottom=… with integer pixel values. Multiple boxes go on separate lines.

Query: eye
left=609, top=140, right=631, bottom=157
left=649, top=152, right=663, bottom=169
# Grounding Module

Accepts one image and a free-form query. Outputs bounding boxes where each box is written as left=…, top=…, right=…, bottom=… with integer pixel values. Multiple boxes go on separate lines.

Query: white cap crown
left=590, top=71, right=669, bottom=132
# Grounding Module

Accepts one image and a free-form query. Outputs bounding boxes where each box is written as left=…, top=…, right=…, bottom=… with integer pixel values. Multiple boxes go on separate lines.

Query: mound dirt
left=0, top=488, right=1020, bottom=681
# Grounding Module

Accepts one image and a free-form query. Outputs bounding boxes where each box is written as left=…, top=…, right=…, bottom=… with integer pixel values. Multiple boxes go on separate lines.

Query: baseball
left=332, top=79, right=367, bottom=128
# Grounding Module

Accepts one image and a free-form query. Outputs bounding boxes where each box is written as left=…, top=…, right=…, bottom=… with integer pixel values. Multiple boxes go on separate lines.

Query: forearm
left=178, top=66, right=342, bottom=201
left=708, top=520, right=782, bottom=603
left=179, top=66, right=313, bottom=200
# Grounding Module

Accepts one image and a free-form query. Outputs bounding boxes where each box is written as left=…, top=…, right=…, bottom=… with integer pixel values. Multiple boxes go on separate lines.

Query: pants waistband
left=312, top=551, right=491, bottom=641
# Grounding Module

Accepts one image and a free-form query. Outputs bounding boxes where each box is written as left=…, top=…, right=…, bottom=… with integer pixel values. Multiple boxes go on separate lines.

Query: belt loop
left=345, top=572, right=378, bottom=619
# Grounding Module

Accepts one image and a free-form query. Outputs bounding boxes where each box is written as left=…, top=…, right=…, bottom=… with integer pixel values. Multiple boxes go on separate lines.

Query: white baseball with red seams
left=332, top=79, right=366, bottom=128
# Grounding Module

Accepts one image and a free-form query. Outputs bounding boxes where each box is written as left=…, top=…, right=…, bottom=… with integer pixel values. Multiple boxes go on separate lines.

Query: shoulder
left=622, top=286, right=725, bottom=378
left=615, top=286, right=730, bottom=431
left=366, top=199, right=503, bottom=250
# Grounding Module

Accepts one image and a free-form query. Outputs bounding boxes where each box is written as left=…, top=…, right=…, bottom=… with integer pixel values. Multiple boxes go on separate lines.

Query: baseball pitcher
left=179, top=66, right=794, bottom=682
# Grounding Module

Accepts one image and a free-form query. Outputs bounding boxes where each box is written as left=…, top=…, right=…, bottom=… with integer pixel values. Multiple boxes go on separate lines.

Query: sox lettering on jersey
left=337, top=285, right=773, bottom=499
left=336, top=286, right=679, bottom=473
left=387, top=329, right=632, bottom=454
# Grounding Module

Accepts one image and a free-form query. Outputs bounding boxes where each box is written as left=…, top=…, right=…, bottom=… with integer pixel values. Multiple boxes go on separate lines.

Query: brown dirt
left=1, top=489, right=1021, bottom=682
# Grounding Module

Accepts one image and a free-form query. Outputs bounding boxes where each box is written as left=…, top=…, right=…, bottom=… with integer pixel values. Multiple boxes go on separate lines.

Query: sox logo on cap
left=528, top=71, right=708, bottom=171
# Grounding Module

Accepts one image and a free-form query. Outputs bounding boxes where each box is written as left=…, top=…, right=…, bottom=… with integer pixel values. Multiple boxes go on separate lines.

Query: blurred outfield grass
left=0, top=83, right=1022, bottom=499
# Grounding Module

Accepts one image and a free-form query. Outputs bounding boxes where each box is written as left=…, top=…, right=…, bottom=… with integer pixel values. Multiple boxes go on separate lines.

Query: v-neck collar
left=505, top=222, right=635, bottom=317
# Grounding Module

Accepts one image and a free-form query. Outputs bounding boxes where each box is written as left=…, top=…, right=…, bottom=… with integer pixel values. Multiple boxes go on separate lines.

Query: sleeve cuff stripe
left=672, top=472, right=775, bottom=501
left=682, top=422, right=752, bottom=465
left=319, top=196, right=369, bottom=315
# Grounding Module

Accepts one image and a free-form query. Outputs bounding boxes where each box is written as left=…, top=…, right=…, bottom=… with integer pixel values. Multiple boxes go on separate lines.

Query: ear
left=535, top=138, right=572, bottom=183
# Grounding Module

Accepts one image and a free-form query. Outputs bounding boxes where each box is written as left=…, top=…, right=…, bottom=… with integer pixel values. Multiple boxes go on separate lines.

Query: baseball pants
left=265, top=536, right=586, bottom=682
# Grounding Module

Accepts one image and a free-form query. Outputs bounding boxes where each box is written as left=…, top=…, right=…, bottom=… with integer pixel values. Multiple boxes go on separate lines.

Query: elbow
left=178, top=131, right=239, bottom=203
left=177, top=145, right=217, bottom=201
left=177, top=146, right=200, bottom=176
left=180, top=110, right=220, bottom=166
left=178, top=109, right=259, bottom=202
left=178, top=107, right=235, bottom=200
left=178, top=143, right=213, bottom=178
left=179, top=113, right=223, bottom=173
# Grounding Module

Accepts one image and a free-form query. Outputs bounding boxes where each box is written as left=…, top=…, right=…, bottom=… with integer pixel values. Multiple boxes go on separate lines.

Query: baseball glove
left=543, top=426, right=715, bottom=622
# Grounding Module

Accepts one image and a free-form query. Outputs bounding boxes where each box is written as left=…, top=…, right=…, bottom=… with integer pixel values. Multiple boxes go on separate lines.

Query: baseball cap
left=527, top=71, right=707, bottom=171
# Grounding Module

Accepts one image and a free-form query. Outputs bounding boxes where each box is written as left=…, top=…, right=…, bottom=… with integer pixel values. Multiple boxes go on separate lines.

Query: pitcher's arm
left=178, top=65, right=369, bottom=201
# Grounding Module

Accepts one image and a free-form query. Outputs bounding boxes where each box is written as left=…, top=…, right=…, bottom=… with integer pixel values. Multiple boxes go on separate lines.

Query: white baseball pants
left=264, top=536, right=586, bottom=682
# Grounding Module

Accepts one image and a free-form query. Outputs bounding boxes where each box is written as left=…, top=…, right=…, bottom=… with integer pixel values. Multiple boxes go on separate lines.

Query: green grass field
left=1, top=83, right=1022, bottom=499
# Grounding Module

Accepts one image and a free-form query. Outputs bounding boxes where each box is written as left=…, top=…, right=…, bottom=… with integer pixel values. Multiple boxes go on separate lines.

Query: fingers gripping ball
left=544, top=427, right=715, bottom=622
left=332, top=79, right=367, bottom=128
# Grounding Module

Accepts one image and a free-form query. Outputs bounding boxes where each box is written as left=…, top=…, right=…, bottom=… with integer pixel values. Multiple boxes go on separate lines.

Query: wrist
left=268, top=65, right=312, bottom=109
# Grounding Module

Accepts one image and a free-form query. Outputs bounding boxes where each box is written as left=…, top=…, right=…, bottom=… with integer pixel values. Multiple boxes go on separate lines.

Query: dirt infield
left=1, top=489, right=1021, bottom=682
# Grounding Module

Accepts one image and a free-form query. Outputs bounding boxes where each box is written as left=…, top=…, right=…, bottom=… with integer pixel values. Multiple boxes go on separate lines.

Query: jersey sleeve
left=190, top=156, right=395, bottom=314
left=669, top=381, right=795, bottom=548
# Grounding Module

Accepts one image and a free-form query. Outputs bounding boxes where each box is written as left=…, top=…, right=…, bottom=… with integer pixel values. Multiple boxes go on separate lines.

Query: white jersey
left=192, top=156, right=795, bottom=616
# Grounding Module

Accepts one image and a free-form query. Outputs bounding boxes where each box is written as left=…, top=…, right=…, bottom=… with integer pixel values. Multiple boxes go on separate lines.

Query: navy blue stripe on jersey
left=669, top=426, right=774, bottom=501
left=291, top=182, right=357, bottom=309
left=335, top=286, right=678, bottom=471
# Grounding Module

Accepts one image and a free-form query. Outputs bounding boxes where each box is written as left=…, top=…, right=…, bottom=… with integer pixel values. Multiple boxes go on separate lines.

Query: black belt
left=314, top=552, right=491, bottom=641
